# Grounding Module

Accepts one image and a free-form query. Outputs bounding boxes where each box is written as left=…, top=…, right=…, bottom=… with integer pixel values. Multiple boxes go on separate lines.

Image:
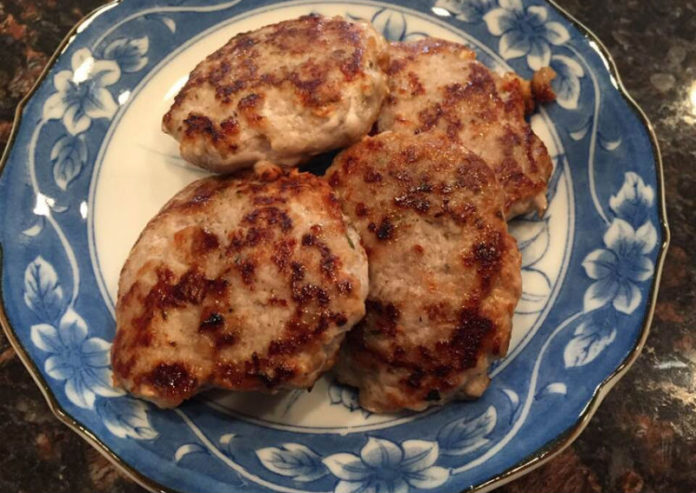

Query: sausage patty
left=163, top=14, right=389, bottom=172
left=377, top=38, right=554, bottom=218
left=326, top=132, right=521, bottom=412
left=111, top=170, right=369, bottom=407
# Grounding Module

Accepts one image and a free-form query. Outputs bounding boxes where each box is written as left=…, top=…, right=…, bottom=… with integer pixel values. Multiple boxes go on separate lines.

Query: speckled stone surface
left=0, top=1, right=693, bottom=492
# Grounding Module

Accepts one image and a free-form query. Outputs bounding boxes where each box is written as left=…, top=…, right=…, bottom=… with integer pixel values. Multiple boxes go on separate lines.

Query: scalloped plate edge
left=0, top=1, right=669, bottom=493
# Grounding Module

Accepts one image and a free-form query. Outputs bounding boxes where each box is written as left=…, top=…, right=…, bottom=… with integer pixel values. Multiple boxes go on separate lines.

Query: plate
left=0, top=1, right=668, bottom=492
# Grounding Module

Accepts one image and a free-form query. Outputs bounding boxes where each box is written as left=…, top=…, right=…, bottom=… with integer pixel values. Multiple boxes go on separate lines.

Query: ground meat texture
left=326, top=132, right=522, bottom=413
left=377, top=38, right=554, bottom=219
left=531, top=66, right=557, bottom=104
left=162, top=14, right=389, bottom=173
left=111, top=170, right=369, bottom=408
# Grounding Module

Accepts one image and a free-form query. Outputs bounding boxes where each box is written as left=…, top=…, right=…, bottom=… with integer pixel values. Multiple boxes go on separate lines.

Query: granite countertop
left=0, top=1, right=694, bottom=492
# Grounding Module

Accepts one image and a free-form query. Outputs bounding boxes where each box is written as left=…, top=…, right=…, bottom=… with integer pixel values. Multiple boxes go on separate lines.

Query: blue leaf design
left=505, top=217, right=554, bottom=310
left=23, top=256, right=66, bottom=324
left=97, top=398, right=158, bottom=440
left=160, top=16, right=176, bottom=33
left=175, top=443, right=208, bottom=463
left=344, top=12, right=364, bottom=22
left=103, top=36, right=149, bottom=72
left=546, top=155, right=565, bottom=203
left=509, top=217, right=550, bottom=268
left=434, top=0, right=495, bottom=23
left=569, top=115, right=592, bottom=141
left=50, top=134, right=87, bottom=191
left=563, top=321, right=616, bottom=368
left=499, top=388, right=522, bottom=425
left=500, top=388, right=519, bottom=410
left=22, top=217, right=45, bottom=237
left=438, top=406, right=496, bottom=456
left=609, top=172, right=655, bottom=229
left=328, top=380, right=371, bottom=417
left=217, top=432, right=240, bottom=458
left=174, top=438, right=246, bottom=487
left=282, top=389, right=304, bottom=416
left=536, top=382, right=567, bottom=399
left=518, top=268, right=551, bottom=315
left=550, top=55, right=584, bottom=110
left=404, top=31, right=429, bottom=41
left=256, top=443, right=328, bottom=482
left=599, top=133, right=622, bottom=151
left=371, top=8, right=407, bottom=41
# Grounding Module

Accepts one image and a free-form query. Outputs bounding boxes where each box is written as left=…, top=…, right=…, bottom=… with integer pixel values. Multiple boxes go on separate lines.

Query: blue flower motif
left=483, top=0, right=570, bottom=70
left=43, top=48, right=121, bottom=135
left=31, top=308, right=122, bottom=409
left=433, top=0, right=495, bottom=23
left=323, top=437, right=449, bottom=493
left=582, top=218, right=657, bottom=314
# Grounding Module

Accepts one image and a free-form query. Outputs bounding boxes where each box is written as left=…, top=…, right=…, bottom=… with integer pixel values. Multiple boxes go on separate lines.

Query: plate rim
left=0, top=1, right=670, bottom=493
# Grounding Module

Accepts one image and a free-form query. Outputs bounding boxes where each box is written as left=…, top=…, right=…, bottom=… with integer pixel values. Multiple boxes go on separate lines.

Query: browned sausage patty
left=111, top=170, right=368, bottom=408
left=326, top=132, right=521, bottom=412
left=377, top=38, right=553, bottom=218
left=163, top=14, right=389, bottom=172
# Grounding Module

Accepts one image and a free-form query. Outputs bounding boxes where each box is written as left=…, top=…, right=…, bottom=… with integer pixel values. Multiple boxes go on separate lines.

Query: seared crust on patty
left=327, top=132, right=521, bottom=412
left=111, top=171, right=368, bottom=408
left=377, top=38, right=553, bottom=218
left=163, top=14, right=389, bottom=172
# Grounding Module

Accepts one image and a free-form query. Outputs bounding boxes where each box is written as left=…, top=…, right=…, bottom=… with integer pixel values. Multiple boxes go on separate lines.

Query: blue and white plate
left=0, top=1, right=668, bottom=492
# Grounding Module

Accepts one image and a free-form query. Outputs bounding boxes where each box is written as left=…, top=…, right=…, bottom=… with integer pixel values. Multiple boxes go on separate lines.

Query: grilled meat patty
left=163, top=14, right=389, bottom=172
left=111, top=170, right=369, bottom=408
left=377, top=38, right=554, bottom=218
left=326, top=132, right=521, bottom=412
